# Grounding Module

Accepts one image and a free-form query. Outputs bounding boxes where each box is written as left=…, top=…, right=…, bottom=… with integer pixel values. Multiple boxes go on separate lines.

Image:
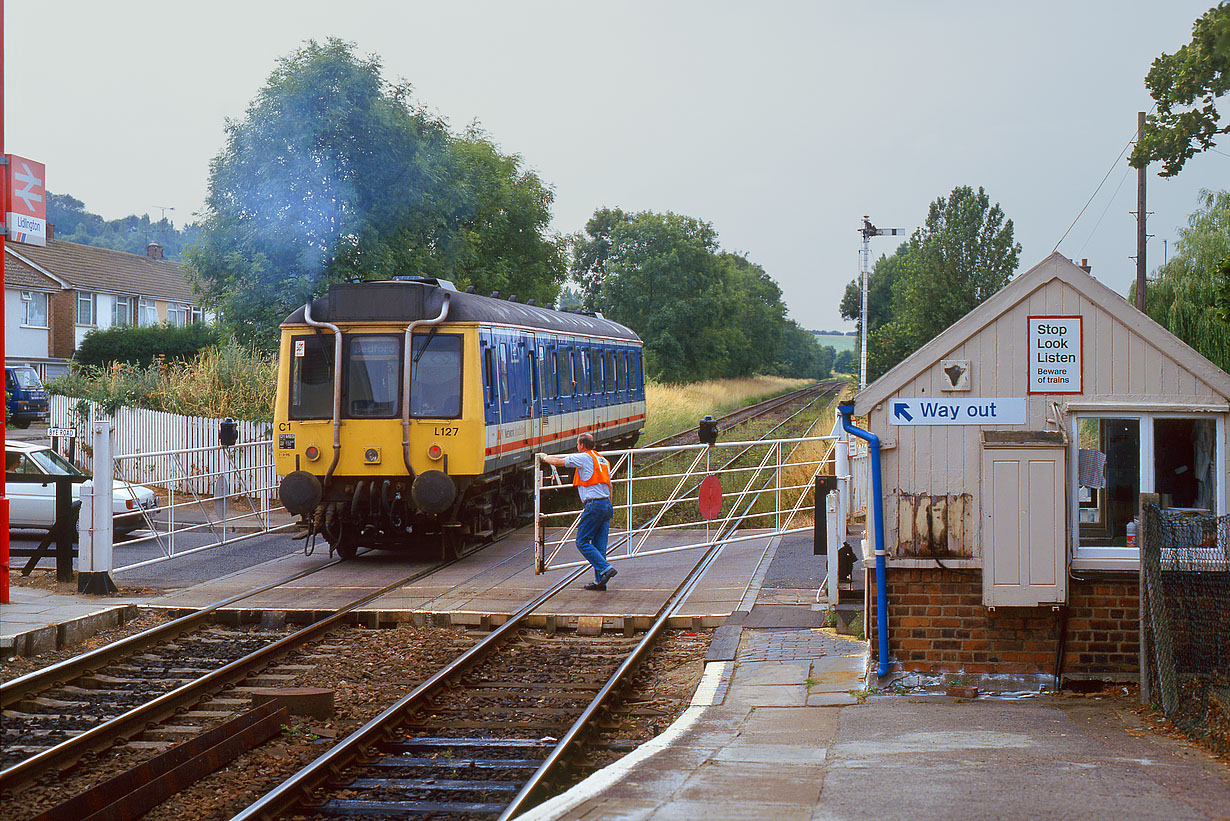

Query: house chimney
left=46, top=223, right=55, bottom=241
left=1080, top=259, right=1091, bottom=273
left=146, top=242, right=164, bottom=261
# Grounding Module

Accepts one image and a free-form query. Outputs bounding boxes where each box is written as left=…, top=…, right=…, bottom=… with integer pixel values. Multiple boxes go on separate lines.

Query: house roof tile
left=5, top=239, right=197, bottom=302
left=4, top=252, right=64, bottom=290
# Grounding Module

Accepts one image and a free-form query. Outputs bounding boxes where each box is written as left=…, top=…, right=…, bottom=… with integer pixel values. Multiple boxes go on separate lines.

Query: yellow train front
left=274, top=277, right=645, bottom=558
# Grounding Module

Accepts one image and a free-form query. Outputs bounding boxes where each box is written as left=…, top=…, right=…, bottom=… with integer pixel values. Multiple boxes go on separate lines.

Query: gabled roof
left=5, top=239, right=196, bottom=302
left=4, top=250, right=66, bottom=290
left=854, top=251, right=1230, bottom=412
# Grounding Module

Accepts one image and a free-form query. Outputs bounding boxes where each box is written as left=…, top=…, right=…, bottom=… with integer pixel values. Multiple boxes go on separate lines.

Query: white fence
left=49, top=395, right=276, bottom=501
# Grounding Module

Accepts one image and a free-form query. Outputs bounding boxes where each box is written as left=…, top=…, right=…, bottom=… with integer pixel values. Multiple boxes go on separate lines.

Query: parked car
left=5, top=366, right=50, bottom=428
left=5, top=441, right=158, bottom=538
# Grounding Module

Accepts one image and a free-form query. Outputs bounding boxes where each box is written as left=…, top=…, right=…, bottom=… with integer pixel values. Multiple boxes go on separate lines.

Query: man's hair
left=577, top=433, right=596, bottom=450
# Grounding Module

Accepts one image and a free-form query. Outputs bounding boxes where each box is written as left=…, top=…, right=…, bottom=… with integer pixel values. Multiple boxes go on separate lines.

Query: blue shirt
left=564, top=451, right=612, bottom=502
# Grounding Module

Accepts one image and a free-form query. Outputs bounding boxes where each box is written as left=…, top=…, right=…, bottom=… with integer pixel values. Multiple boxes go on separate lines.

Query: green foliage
left=834, top=349, right=855, bottom=374
left=1133, top=189, right=1230, bottom=372
left=841, top=186, right=1021, bottom=382
left=47, top=192, right=200, bottom=259
left=186, top=39, right=564, bottom=349
left=49, top=340, right=275, bottom=421
left=74, top=323, right=221, bottom=368
left=570, top=208, right=793, bottom=383
left=775, top=321, right=834, bottom=379
left=1130, top=3, right=1230, bottom=176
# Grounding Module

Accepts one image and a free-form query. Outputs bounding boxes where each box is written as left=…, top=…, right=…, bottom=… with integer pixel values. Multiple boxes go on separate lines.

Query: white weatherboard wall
left=853, top=253, right=1230, bottom=606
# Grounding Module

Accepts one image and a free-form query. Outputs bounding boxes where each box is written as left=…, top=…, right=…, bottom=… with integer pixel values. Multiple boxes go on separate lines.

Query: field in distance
left=813, top=333, right=855, bottom=352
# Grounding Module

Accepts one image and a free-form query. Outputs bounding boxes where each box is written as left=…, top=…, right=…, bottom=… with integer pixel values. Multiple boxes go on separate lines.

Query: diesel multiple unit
left=275, top=278, right=645, bottom=558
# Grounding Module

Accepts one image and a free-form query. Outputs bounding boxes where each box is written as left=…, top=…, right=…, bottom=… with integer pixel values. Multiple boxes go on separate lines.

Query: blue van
left=5, top=366, right=50, bottom=429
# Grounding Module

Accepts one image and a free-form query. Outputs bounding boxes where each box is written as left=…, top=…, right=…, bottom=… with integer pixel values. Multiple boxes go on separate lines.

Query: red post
left=2, top=0, right=10, bottom=605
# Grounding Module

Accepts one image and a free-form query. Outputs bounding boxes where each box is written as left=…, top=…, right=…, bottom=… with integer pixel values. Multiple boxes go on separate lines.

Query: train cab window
left=410, top=333, right=462, bottom=418
left=345, top=335, right=401, bottom=418
left=289, top=333, right=335, bottom=420
left=499, top=343, right=511, bottom=404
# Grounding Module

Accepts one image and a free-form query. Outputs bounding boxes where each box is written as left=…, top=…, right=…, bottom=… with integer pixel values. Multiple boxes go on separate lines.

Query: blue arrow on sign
left=893, top=402, right=913, bottom=422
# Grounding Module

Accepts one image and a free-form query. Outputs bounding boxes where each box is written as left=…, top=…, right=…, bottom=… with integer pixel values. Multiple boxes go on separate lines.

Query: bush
left=75, top=323, right=221, bottom=368
left=49, top=339, right=276, bottom=421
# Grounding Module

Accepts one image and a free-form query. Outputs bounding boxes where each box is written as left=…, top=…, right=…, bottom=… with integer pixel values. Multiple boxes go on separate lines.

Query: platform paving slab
left=1, top=587, right=141, bottom=657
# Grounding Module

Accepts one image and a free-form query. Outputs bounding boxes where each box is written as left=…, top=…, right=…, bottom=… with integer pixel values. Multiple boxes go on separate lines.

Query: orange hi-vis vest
left=573, top=451, right=611, bottom=488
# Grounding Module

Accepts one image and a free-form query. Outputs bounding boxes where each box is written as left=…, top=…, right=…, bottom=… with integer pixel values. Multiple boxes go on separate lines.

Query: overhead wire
left=1052, top=105, right=1155, bottom=254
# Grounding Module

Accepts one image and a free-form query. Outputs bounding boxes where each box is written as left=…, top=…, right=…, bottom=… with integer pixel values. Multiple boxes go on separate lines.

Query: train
left=273, top=277, right=646, bottom=558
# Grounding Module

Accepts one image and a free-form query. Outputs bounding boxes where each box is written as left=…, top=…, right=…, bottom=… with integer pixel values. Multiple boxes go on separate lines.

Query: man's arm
left=540, top=453, right=567, bottom=467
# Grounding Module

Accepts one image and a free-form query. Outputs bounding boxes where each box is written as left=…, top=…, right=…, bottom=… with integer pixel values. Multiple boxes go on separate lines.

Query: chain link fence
left=1141, top=504, right=1229, bottom=755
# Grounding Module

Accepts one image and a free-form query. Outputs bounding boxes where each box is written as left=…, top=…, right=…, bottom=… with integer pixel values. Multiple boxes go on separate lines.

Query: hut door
left=981, top=445, right=1067, bottom=606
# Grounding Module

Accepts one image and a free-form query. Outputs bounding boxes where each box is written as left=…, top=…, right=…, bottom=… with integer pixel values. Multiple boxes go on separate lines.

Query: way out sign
left=890, top=398, right=1026, bottom=425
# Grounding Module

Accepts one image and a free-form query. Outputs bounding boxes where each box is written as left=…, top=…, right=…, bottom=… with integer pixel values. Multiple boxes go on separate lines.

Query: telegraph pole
left=858, top=216, right=906, bottom=389
left=1135, top=111, right=1148, bottom=311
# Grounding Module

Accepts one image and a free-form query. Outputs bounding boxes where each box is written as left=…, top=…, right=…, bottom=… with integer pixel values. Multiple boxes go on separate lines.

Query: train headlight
left=427, top=444, right=443, bottom=461
left=304, top=445, right=321, bottom=461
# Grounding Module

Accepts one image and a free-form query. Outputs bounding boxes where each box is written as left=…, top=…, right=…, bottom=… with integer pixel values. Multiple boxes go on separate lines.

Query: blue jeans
left=576, top=497, right=613, bottom=582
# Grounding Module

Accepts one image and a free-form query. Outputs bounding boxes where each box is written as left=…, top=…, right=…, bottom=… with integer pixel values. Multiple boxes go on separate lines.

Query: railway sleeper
left=312, top=798, right=507, bottom=817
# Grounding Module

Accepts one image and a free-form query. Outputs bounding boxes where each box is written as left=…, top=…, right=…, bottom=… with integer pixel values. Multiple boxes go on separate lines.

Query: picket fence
left=49, top=395, right=277, bottom=502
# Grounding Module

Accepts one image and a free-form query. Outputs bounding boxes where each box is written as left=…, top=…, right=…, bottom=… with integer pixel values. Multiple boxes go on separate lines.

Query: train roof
left=282, top=278, right=642, bottom=343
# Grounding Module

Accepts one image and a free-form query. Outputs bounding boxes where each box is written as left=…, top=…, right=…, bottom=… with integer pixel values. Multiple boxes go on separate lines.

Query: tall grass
left=49, top=340, right=276, bottom=420
left=643, top=375, right=813, bottom=442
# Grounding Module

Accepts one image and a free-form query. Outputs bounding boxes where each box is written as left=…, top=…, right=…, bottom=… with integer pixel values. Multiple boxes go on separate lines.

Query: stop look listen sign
left=1028, top=315, right=1082, bottom=394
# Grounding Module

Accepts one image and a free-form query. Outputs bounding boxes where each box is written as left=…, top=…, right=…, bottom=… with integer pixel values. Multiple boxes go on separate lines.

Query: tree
left=570, top=208, right=790, bottom=383
left=187, top=39, right=564, bottom=347
left=839, top=186, right=1021, bottom=382
left=1132, top=189, right=1230, bottom=372
left=775, top=321, right=833, bottom=379
left=47, top=192, right=199, bottom=260
left=1129, top=3, right=1230, bottom=176
left=833, top=349, right=855, bottom=374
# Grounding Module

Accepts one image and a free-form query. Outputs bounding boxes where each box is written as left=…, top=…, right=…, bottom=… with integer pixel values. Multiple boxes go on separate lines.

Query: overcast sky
left=6, top=1, right=1226, bottom=330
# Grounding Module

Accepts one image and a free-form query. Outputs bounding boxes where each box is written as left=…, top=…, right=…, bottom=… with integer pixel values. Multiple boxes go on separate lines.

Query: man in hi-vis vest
left=541, top=433, right=618, bottom=590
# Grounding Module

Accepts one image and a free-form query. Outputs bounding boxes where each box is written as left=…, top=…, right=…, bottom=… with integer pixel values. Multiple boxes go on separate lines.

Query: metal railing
left=533, top=434, right=837, bottom=575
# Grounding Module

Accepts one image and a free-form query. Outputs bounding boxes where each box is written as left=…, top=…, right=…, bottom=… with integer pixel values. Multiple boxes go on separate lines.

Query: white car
left=6, top=441, right=158, bottom=538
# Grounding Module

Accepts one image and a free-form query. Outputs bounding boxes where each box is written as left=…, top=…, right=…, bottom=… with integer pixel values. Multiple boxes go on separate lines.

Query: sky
left=5, top=1, right=1226, bottom=331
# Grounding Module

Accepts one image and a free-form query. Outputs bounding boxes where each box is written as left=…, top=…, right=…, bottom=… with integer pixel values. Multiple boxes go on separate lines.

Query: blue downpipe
left=838, top=403, right=891, bottom=679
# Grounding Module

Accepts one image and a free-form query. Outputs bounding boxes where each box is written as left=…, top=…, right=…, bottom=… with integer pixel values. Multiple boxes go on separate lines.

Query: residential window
left=138, top=297, right=159, bottom=326
left=21, top=291, right=48, bottom=327
left=113, top=295, right=134, bottom=326
left=1072, top=413, right=1223, bottom=567
left=77, top=292, right=97, bottom=326
left=167, top=303, right=188, bottom=327
left=189, top=306, right=205, bottom=324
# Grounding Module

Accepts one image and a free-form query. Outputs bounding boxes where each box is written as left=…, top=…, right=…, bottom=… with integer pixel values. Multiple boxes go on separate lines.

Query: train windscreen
left=346, top=335, right=401, bottom=418
left=289, top=334, right=334, bottom=419
left=411, top=334, right=463, bottom=418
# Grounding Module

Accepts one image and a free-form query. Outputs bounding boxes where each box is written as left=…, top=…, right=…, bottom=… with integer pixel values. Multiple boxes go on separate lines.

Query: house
left=4, top=226, right=205, bottom=379
left=851, top=252, right=1229, bottom=683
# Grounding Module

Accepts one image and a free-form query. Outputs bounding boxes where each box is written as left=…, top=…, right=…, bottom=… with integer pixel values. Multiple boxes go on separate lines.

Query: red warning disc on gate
left=698, top=475, right=723, bottom=520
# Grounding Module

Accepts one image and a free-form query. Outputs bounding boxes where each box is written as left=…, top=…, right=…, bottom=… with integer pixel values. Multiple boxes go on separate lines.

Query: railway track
left=0, top=536, right=514, bottom=793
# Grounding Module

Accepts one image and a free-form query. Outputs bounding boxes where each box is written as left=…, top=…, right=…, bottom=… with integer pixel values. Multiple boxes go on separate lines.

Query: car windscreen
left=26, top=448, right=85, bottom=476
left=9, top=367, right=42, bottom=390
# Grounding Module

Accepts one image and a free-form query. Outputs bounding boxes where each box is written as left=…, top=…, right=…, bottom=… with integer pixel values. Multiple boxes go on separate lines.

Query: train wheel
left=440, top=524, right=464, bottom=561
left=335, top=528, right=358, bottom=560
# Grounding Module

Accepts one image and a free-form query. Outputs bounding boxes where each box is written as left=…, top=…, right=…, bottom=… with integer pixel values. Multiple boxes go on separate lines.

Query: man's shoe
left=583, top=582, right=607, bottom=591
left=598, top=566, right=618, bottom=586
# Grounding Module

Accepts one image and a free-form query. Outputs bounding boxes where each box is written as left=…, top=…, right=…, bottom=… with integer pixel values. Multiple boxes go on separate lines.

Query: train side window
left=606, top=352, right=615, bottom=393
left=289, top=333, right=335, bottom=420
left=550, top=349, right=559, bottom=399
left=560, top=349, right=573, bottom=398
left=499, top=343, right=511, bottom=404
left=528, top=348, right=539, bottom=401
left=616, top=352, right=625, bottom=392
left=483, top=345, right=496, bottom=406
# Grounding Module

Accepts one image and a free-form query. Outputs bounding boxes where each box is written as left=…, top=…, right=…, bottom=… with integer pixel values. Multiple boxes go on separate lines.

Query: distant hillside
left=47, top=192, right=199, bottom=260
left=811, top=331, right=855, bottom=352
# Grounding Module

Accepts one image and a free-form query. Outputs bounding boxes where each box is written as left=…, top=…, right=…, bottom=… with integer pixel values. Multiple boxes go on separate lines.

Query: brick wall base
left=867, top=567, right=1139, bottom=680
